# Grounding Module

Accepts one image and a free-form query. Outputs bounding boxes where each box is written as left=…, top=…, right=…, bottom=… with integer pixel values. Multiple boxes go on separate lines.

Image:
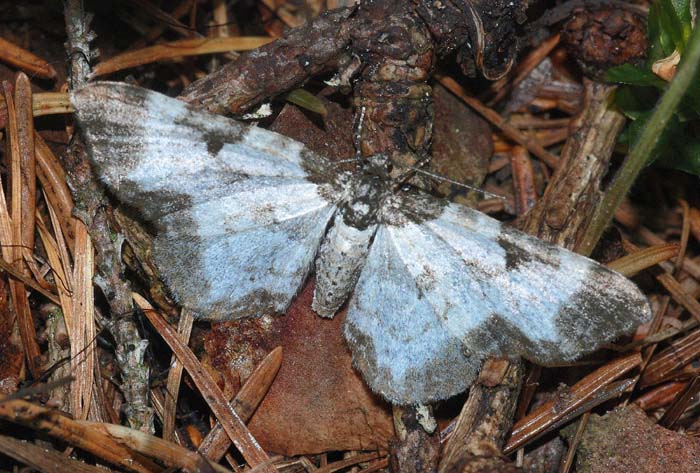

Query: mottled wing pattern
left=345, top=201, right=651, bottom=404
left=72, top=82, right=340, bottom=319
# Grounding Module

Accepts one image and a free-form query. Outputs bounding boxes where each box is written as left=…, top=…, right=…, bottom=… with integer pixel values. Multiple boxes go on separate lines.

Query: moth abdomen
left=312, top=213, right=377, bottom=318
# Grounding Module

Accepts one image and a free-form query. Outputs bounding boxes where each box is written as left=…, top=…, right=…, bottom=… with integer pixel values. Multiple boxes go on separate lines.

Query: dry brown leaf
left=204, top=281, right=394, bottom=455
left=652, top=49, right=681, bottom=81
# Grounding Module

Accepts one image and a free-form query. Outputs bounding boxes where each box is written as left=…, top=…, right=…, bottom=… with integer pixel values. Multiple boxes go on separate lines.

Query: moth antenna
left=411, top=167, right=507, bottom=201
left=335, top=156, right=363, bottom=164
left=392, top=153, right=432, bottom=189
left=353, top=105, right=367, bottom=148
left=340, top=106, right=368, bottom=170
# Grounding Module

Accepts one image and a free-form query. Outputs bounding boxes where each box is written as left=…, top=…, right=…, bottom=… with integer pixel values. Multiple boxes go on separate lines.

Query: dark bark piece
left=179, top=0, right=528, bottom=116
left=177, top=0, right=527, bottom=180
left=413, top=0, right=473, bottom=55
left=561, top=7, right=648, bottom=80
left=438, top=360, right=524, bottom=473
left=455, top=0, right=528, bottom=80
left=391, top=405, right=440, bottom=473
left=179, top=7, right=357, bottom=114
left=351, top=1, right=434, bottom=177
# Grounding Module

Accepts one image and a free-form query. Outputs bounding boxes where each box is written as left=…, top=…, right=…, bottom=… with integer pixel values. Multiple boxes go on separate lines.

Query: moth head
left=362, top=154, right=393, bottom=179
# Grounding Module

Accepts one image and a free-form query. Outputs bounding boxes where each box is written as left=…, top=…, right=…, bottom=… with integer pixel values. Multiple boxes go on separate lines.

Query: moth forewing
left=71, top=82, right=341, bottom=320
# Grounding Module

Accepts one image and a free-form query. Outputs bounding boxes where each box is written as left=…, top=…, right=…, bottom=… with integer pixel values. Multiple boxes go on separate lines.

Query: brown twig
left=134, top=293, right=275, bottom=472
left=655, top=273, right=700, bottom=324
left=607, top=244, right=680, bottom=278
left=2, top=79, right=41, bottom=377
left=198, top=346, right=284, bottom=462
left=35, top=132, right=76, bottom=250
left=510, top=147, right=537, bottom=215
left=180, top=7, right=356, bottom=114
left=63, top=0, right=154, bottom=431
left=89, top=421, right=234, bottom=473
left=0, top=399, right=159, bottom=473
left=504, top=354, right=641, bottom=454
left=0, top=37, right=57, bottom=80
left=161, top=309, right=194, bottom=442
left=391, top=405, right=440, bottom=473
left=521, top=80, right=626, bottom=249
left=315, top=452, right=383, bottom=473
left=658, top=376, right=700, bottom=428
left=0, top=433, right=117, bottom=473
left=559, top=411, right=590, bottom=473
left=92, top=36, right=272, bottom=77
left=439, top=359, right=523, bottom=472
left=640, top=328, right=700, bottom=388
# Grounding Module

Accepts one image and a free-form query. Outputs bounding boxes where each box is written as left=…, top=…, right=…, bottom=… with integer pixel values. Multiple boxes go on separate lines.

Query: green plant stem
left=578, top=21, right=700, bottom=257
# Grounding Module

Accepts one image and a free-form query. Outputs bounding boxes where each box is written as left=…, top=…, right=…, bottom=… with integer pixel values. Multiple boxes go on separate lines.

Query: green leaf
left=620, top=112, right=688, bottom=168
left=648, top=3, right=676, bottom=60
left=660, top=137, right=700, bottom=175
left=613, top=86, right=659, bottom=120
left=617, top=111, right=651, bottom=147
left=669, top=0, right=693, bottom=41
left=647, top=3, right=667, bottom=63
left=658, top=0, right=686, bottom=52
left=285, top=89, right=327, bottom=116
left=606, top=64, right=667, bottom=88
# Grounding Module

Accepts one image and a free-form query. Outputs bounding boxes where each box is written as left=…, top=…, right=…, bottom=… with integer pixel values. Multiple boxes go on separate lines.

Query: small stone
left=565, top=405, right=700, bottom=473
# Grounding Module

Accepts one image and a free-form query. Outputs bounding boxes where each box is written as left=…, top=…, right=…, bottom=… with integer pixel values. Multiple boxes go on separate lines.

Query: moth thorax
left=364, top=154, right=391, bottom=176
left=340, top=173, right=388, bottom=230
left=312, top=213, right=377, bottom=318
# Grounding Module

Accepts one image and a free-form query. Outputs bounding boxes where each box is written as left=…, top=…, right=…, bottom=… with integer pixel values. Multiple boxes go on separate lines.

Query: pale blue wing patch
left=344, top=224, right=480, bottom=405
left=155, top=184, right=336, bottom=319
left=72, top=82, right=341, bottom=319
left=424, top=203, right=650, bottom=363
left=346, top=200, right=651, bottom=404
left=70, top=82, right=340, bottom=220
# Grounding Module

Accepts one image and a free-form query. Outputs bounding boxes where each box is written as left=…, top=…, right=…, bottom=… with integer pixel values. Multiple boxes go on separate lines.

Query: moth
left=72, top=82, right=651, bottom=405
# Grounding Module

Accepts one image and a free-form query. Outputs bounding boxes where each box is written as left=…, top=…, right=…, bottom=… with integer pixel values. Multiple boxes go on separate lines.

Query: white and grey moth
left=72, top=82, right=651, bottom=405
